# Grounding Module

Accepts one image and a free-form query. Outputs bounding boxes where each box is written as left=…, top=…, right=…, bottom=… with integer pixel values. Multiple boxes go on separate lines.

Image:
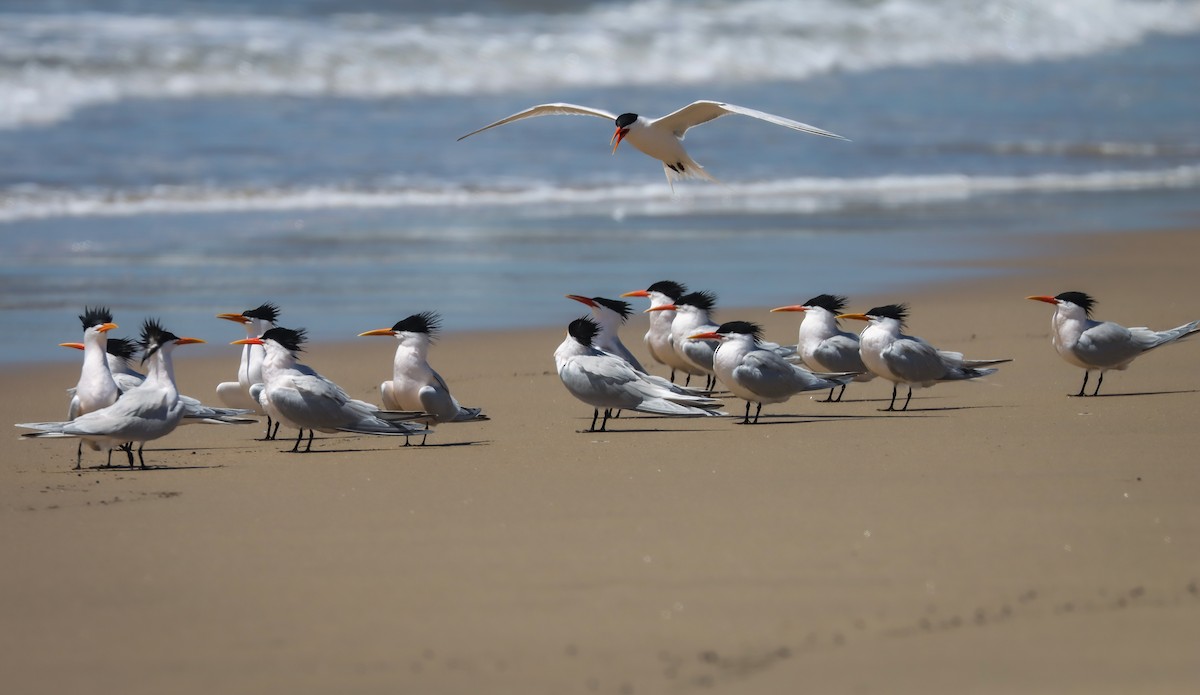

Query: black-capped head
left=591, top=297, right=633, bottom=322
left=138, top=318, right=180, bottom=363
left=391, top=311, right=441, bottom=338
left=106, top=336, right=139, bottom=362
left=568, top=316, right=601, bottom=346
left=715, top=320, right=763, bottom=342
left=1054, top=291, right=1096, bottom=317
left=261, top=326, right=307, bottom=354
left=242, top=302, right=280, bottom=323
left=614, top=113, right=638, bottom=129
left=676, top=290, right=717, bottom=313
left=865, top=304, right=909, bottom=324
left=79, top=306, right=113, bottom=330
left=646, top=280, right=687, bottom=299
left=802, top=294, right=847, bottom=314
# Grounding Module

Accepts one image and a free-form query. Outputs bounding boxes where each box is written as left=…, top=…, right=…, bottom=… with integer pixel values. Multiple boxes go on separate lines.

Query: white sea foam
left=1, top=0, right=1198, bottom=127
left=2, top=165, right=1197, bottom=223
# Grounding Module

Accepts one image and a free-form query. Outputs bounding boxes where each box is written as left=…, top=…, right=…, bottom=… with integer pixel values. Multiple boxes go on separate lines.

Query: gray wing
left=457, top=103, right=618, bottom=141
left=881, top=337, right=950, bottom=385
left=735, top=351, right=845, bottom=400
left=1076, top=321, right=1143, bottom=367
left=810, top=334, right=868, bottom=374
left=651, top=101, right=848, bottom=140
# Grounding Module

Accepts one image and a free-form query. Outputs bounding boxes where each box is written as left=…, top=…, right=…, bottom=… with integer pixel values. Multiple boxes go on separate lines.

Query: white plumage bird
left=458, top=100, right=847, bottom=190
left=838, top=304, right=1011, bottom=411
left=554, top=317, right=724, bottom=432
left=565, top=294, right=645, bottom=372
left=621, top=280, right=688, bottom=382
left=358, top=312, right=487, bottom=432
left=1027, top=291, right=1200, bottom=396
left=771, top=294, right=874, bottom=402
left=216, top=302, right=281, bottom=439
left=19, top=319, right=206, bottom=468
left=691, top=321, right=853, bottom=424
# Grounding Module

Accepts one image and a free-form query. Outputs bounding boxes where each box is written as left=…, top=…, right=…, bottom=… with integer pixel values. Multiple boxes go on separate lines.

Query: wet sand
left=2, top=228, right=1199, bottom=694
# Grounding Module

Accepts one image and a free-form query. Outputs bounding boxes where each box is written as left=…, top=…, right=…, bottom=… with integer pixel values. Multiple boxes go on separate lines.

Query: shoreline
left=3, top=226, right=1200, bottom=694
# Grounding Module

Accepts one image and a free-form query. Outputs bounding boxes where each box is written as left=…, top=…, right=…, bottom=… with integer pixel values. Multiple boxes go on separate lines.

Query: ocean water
left=2, top=0, right=1199, bottom=364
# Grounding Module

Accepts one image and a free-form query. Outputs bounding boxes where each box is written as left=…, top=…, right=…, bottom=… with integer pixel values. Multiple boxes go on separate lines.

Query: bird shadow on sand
left=272, top=440, right=491, bottom=454
left=574, top=427, right=713, bottom=434
left=1070, top=388, right=1200, bottom=399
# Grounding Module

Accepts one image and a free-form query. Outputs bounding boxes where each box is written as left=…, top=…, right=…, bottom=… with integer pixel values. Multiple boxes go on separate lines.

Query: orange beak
left=689, top=331, right=722, bottom=340
left=620, top=290, right=650, bottom=298
left=231, top=337, right=263, bottom=346
left=216, top=313, right=251, bottom=324
left=357, top=328, right=396, bottom=337
left=1026, top=295, right=1059, bottom=305
left=59, top=342, right=85, bottom=351
left=566, top=294, right=598, bottom=308
left=770, top=305, right=807, bottom=313
left=610, top=127, right=628, bottom=154
left=837, top=313, right=870, bottom=322
left=175, top=337, right=206, bottom=346
left=644, top=304, right=677, bottom=313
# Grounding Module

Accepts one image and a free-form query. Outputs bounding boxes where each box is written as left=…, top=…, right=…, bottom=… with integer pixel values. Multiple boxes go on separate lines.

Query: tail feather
left=1148, top=319, right=1200, bottom=350
left=635, top=398, right=725, bottom=417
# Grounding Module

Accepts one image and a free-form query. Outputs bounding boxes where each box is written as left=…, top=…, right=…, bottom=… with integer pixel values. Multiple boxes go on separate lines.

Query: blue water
left=2, top=0, right=1199, bottom=363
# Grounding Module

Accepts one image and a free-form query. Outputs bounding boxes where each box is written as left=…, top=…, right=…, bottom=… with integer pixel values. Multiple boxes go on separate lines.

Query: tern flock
left=13, top=99, right=1200, bottom=464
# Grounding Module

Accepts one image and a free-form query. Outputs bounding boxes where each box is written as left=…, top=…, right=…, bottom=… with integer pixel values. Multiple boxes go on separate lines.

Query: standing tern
left=216, top=303, right=281, bottom=439
left=691, top=321, right=852, bottom=424
left=61, top=307, right=121, bottom=468
left=565, top=295, right=645, bottom=372
left=838, top=304, right=1011, bottom=411
left=771, top=294, right=874, bottom=402
left=358, top=312, right=487, bottom=433
left=621, top=280, right=688, bottom=381
left=18, top=319, right=205, bottom=468
left=646, top=290, right=722, bottom=390
left=233, top=327, right=428, bottom=452
left=457, top=100, right=847, bottom=190
left=1027, top=291, right=1200, bottom=396
left=554, top=316, right=724, bottom=432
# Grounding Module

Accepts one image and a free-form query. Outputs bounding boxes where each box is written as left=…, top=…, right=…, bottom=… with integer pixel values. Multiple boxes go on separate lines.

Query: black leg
left=883, top=384, right=898, bottom=411
left=836, top=384, right=847, bottom=402
left=420, top=433, right=428, bottom=446
left=290, top=428, right=303, bottom=453
left=1092, top=372, right=1104, bottom=396
left=599, top=409, right=610, bottom=432
left=821, top=387, right=834, bottom=403
left=123, top=444, right=135, bottom=467
left=901, top=386, right=913, bottom=411
left=136, top=443, right=146, bottom=469
left=684, top=373, right=692, bottom=388
left=75, top=441, right=83, bottom=470
left=741, top=400, right=751, bottom=425
left=260, top=416, right=275, bottom=441
left=589, top=408, right=599, bottom=432
left=753, top=402, right=762, bottom=424
left=1076, top=371, right=1089, bottom=397
left=304, top=430, right=314, bottom=452
left=670, top=368, right=676, bottom=384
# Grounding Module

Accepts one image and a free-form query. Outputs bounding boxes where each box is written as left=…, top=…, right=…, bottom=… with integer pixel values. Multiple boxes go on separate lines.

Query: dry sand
left=2, top=228, right=1199, bottom=694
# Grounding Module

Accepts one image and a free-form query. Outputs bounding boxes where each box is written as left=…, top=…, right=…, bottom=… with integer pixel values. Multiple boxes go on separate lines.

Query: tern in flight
left=691, top=321, right=852, bottom=424
left=771, top=294, right=874, bottom=402
left=1027, top=292, right=1200, bottom=396
left=838, top=304, right=1011, bottom=411
left=458, top=100, right=847, bottom=190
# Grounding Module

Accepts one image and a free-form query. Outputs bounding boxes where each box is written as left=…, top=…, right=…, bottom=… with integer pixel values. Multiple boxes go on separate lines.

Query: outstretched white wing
left=457, top=103, right=619, bottom=141
left=651, top=100, right=848, bottom=141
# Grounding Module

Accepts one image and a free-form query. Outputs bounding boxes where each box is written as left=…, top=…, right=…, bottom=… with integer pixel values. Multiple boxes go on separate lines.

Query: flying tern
left=19, top=319, right=205, bottom=468
left=771, top=294, right=874, bottom=402
left=1027, top=291, right=1200, bottom=396
left=554, top=316, right=724, bottom=432
left=358, top=312, right=487, bottom=434
left=621, top=280, right=688, bottom=382
left=216, top=302, right=281, bottom=439
left=233, top=327, right=429, bottom=452
left=691, top=321, right=852, bottom=424
left=838, top=304, right=1011, bottom=411
left=458, top=100, right=847, bottom=190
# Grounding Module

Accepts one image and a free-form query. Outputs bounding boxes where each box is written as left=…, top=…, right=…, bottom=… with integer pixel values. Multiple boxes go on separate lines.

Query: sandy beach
left=2, top=227, right=1199, bottom=694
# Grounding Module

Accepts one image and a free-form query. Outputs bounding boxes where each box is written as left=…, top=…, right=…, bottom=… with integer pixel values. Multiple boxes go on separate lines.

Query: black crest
left=568, top=316, right=601, bottom=346
left=106, top=336, right=139, bottom=362
left=79, top=306, right=113, bottom=330
left=591, top=297, right=633, bottom=322
left=261, top=326, right=307, bottom=354
left=1054, top=291, right=1096, bottom=317
left=614, top=113, right=638, bottom=128
left=646, top=280, right=687, bottom=299
left=865, top=304, right=909, bottom=324
left=715, top=320, right=763, bottom=342
left=803, top=294, right=847, bottom=313
left=139, top=318, right=179, bottom=363
left=391, top=311, right=441, bottom=338
left=677, top=290, right=717, bottom=313
left=242, top=302, right=280, bottom=323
